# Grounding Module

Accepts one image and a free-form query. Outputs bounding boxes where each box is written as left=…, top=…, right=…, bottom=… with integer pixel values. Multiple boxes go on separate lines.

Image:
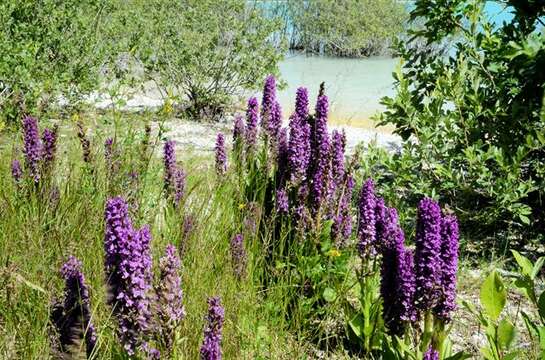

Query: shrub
left=133, top=0, right=285, bottom=120
left=376, top=0, right=545, bottom=251
left=0, top=0, right=285, bottom=124
left=284, top=0, right=406, bottom=57
left=0, top=0, right=113, bottom=124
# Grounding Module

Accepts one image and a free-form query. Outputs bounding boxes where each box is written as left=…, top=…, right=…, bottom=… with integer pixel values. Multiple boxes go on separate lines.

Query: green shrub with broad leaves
left=464, top=251, right=545, bottom=359
left=375, top=0, right=545, bottom=251
left=131, top=0, right=285, bottom=121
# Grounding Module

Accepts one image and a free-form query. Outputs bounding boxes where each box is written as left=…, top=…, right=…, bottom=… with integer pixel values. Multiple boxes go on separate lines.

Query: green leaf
left=480, top=270, right=506, bottom=321
left=349, top=314, right=365, bottom=338
left=511, top=250, right=534, bottom=277
left=445, top=352, right=472, bottom=360
left=503, top=351, right=519, bottom=360
left=480, top=346, right=495, bottom=360
left=521, top=311, right=539, bottom=337
left=536, top=131, right=545, bottom=145
left=539, top=326, right=545, bottom=350
left=514, top=277, right=536, bottom=303
left=538, top=291, right=545, bottom=320
left=497, top=319, right=516, bottom=349
left=531, top=257, right=545, bottom=280
left=322, top=287, right=337, bottom=302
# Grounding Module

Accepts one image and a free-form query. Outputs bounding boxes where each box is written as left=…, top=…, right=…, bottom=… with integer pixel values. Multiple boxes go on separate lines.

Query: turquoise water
left=278, top=54, right=397, bottom=126
left=275, top=2, right=518, bottom=127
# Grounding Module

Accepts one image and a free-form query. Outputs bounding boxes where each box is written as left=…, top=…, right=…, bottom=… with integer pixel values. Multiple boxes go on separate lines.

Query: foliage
left=228, top=78, right=473, bottom=359
left=0, top=112, right=304, bottom=358
left=510, top=250, right=545, bottom=358
left=284, top=0, right=407, bottom=57
left=0, top=0, right=285, bottom=125
left=377, top=0, right=545, bottom=250
left=463, top=250, right=545, bottom=360
left=0, top=0, right=118, bottom=124
left=132, top=0, right=285, bottom=120
left=1, top=94, right=544, bottom=357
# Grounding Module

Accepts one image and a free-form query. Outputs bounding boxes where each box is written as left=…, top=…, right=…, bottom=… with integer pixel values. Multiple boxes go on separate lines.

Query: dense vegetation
left=1, top=76, right=544, bottom=359
left=0, top=0, right=109, bottom=123
left=376, top=0, right=545, bottom=253
left=272, top=0, right=406, bottom=57
left=1, top=0, right=545, bottom=359
left=0, top=0, right=283, bottom=124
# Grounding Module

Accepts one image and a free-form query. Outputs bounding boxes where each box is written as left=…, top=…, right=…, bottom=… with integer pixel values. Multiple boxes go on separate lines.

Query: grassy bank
left=1, top=84, right=543, bottom=358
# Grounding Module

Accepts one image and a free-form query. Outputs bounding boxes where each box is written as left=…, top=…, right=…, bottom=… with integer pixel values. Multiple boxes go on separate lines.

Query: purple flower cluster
left=50, top=256, right=96, bottom=357
left=397, top=249, right=417, bottom=324
left=330, top=130, right=346, bottom=188
left=276, top=127, right=289, bottom=185
left=294, top=87, right=309, bottom=120
left=11, top=159, right=22, bottom=183
left=156, top=244, right=185, bottom=324
left=42, top=125, right=58, bottom=172
left=357, top=179, right=377, bottom=256
left=423, top=347, right=439, bottom=360
left=200, top=296, right=225, bottom=360
left=379, top=207, right=417, bottom=335
left=268, top=100, right=282, bottom=139
left=376, top=196, right=460, bottom=335
left=231, top=78, right=355, bottom=240
left=173, top=168, right=186, bottom=207
left=232, top=115, right=245, bottom=145
left=104, top=197, right=153, bottom=355
left=243, top=202, right=262, bottom=236
left=288, top=110, right=311, bottom=185
left=163, top=140, right=185, bottom=206
left=19, top=116, right=59, bottom=183
left=276, top=188, right=289, bottom=214
left=22, top=116, right=43, bottom=182
left=215, top=133, right=227, bottom=176
left=309, top=94, right=331, bottom=214
left=230, top=234, right=248, bottom=279
left=260, top=75, right=277, bottom=129
left=414, top=198, right=442, bottom=311
left=435, top=214, right=460, bottom=320
left=164, top=140, right=177, bottom=190
left=156, top=244, right=185, bottom=351
left=374, top=198, right=387, bottom=247
left=245, top=97, right=259, bottom=151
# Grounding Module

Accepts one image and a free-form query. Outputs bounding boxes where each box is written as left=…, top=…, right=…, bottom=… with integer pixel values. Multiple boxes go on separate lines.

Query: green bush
left=132, top=0, right=285, bottom=120
left=375, top=0, right=545, bottom=251
left=0, top=0, right=114, bottom=124
left=285, top=0, right=407, bottom=57
left=0, top=0, right=285, bottom=124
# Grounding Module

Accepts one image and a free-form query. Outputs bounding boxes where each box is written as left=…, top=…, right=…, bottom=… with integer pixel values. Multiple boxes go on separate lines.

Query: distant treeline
left=255, top=0, right=407, bottom=57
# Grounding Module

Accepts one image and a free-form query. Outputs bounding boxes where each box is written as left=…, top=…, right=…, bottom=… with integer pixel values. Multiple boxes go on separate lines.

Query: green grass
left=0, top=113, right=305, bottom=359
left=0, top=111, right=542, bottom=359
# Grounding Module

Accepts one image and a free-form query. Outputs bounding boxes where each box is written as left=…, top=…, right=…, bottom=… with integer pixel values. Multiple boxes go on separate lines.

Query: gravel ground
left=89, top=89, right=402, bottom=153
left=158, top=117, right=401, bottom=154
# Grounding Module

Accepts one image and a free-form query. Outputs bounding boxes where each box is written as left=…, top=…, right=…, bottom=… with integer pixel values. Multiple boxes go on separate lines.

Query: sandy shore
left=160, top=117, right=401, bottom=154
left=90, top=91, right=402, bottom=152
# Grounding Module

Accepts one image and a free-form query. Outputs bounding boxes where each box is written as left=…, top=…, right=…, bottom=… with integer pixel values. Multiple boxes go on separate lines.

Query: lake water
left=278, top=53, right=397, bottom=128
left=275, top=2, right=516, bottom=129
